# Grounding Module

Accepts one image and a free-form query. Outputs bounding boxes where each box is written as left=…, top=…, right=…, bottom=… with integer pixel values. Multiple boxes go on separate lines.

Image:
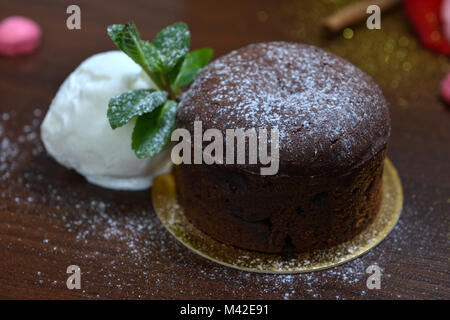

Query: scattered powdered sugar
left=0, top=110, right=388, bottom=299
left=0, top=135, right=19, bottom=180
left=0, top=89, right=444, bottom=299
left=0, top=110, right=43, bottom=183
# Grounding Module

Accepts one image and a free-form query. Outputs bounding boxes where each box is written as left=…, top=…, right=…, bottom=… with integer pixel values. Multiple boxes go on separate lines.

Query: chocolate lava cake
left=174, top=42, right=391, bottom=253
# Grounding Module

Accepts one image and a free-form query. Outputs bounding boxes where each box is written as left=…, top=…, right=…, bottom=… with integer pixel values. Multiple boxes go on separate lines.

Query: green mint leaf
left=132, top=100, right=177, bottom=158
left=120, top=23, right=148, bottom=67
left=153, top=22, right=190, bottom=72
left=167, top=58, right=184, bottom=85
left=173, top=47, right=213, bottom=88
left=141, top=40, right=163, bottom=73
left=108, top=23, right=164, bottom=87
left=107, top=24, right=125, bottom=49
left=107, top=89, right=168, bottom=129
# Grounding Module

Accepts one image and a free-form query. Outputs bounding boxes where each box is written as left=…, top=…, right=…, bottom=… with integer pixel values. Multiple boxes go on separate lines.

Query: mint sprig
left=106, top=22, right=213, bottom=158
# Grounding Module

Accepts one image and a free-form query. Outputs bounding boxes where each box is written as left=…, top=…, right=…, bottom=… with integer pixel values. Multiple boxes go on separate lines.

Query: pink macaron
left=0, top=16, right=42, bottom=56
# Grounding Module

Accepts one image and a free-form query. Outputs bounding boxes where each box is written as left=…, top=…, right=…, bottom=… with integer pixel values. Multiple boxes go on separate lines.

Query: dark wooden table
left=0, top=0, right=449, bottom=300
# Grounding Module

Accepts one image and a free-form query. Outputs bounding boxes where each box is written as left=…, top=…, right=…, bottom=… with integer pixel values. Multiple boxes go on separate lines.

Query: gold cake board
left=152, top=159, right=403, bottom=274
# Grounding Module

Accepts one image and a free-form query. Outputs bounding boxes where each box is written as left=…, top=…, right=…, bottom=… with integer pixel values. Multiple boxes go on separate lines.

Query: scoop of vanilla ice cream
left=41, top=50, right=171, bottom=190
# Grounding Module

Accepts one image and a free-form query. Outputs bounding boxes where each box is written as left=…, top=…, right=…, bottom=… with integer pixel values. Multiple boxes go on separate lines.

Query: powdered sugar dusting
left=179, top=42, right=390, bottom=172
left=0, top=104, right=443, bottom=300
left=0, top=110, right=387, bottom=299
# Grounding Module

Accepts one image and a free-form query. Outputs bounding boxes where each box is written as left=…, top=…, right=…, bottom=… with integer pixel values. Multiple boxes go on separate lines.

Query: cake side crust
left=174, top=148, right=386, bottom=253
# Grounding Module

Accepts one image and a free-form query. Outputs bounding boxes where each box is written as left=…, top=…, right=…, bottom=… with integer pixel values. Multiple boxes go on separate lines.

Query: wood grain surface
left=0, top=0, right=449, bottom=299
